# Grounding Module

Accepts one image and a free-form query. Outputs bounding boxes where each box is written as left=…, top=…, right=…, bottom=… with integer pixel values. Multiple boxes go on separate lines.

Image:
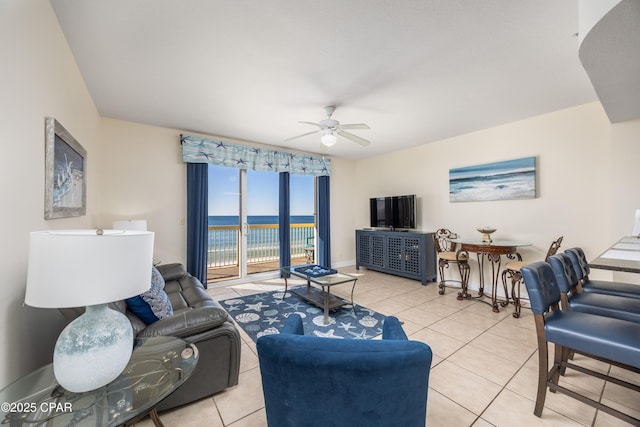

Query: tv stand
left=355, top=229, right=436, bottom=285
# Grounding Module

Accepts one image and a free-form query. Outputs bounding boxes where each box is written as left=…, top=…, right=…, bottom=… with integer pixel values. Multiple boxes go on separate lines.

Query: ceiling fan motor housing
left=320, top=119, right=339, bottom=129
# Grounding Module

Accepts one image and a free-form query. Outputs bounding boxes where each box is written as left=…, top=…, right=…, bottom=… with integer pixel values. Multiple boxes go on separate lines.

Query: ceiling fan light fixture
left=286, top=106, right=370, bottom=147
left=321, top=132, right=337, bottom=147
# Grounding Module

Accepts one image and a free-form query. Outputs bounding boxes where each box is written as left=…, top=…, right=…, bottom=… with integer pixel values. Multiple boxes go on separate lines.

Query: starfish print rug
left=219, top=286, right=387, bottom=342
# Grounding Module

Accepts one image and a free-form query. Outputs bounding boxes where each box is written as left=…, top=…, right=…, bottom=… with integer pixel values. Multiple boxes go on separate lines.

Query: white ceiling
left=50, top=0, right=598, bottom=160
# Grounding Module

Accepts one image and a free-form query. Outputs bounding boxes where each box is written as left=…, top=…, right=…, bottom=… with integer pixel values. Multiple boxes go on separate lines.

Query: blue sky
left=208, top=165, right=314, bottom=216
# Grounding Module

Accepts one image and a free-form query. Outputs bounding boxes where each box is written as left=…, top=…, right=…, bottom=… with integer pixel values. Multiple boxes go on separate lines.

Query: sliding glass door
left=207, top=165, right=241, bottom=281
left=206, top=165, right=315, bottom=283
left=245, top=169, right=280, bottom=275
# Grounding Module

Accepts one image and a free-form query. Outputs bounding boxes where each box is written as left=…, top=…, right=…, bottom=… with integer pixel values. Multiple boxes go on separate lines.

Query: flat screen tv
left=370, top=195, right=416, bottom=230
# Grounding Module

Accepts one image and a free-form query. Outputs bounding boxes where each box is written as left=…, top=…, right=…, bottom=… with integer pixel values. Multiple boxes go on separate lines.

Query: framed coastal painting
left=44, top=117, right=87, bottom=219
left=449, top=156, right=536, bottom=203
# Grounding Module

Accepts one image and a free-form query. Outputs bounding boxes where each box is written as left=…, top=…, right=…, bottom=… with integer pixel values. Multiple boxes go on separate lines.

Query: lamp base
left=54, top=303, right=133, bottom=392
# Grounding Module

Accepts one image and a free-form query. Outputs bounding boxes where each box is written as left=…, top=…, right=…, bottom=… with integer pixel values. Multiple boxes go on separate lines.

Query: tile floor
left=139, top=267, right=640, bottom=427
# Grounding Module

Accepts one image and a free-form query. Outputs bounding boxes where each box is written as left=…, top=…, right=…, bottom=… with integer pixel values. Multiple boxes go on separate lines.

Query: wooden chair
left=432, top=229, right=470, bottom=297
left=501, top=236, right=563, bottom=318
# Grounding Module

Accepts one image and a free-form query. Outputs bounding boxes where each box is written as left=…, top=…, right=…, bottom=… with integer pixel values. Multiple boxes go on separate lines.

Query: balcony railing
left=207, top=223, right=314, bottom=269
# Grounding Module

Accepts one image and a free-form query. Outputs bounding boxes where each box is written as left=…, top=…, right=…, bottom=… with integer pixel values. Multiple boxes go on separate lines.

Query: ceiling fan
left=285, top=106, right=371, bottom=147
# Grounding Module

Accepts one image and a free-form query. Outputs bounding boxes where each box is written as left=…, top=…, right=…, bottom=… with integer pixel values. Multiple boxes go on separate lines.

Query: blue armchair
left=256, top=314, right=432, bottom=427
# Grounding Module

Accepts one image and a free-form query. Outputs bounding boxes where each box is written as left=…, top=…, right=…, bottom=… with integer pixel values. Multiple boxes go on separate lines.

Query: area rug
left=219, top=287, right=387, bottom=342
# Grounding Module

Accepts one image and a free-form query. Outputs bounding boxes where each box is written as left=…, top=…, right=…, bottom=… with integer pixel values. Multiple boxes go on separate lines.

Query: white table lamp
left=25, top=229, right=154, bottom=392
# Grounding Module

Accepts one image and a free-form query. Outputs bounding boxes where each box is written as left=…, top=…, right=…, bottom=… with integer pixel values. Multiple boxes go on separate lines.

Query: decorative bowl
left=477, top=227, right=497, bottom=234
left=477, top=227, right=496, bottom=243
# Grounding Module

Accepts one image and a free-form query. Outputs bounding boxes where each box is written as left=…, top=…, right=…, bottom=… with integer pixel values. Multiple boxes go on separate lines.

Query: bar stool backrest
left=433, top=228, right=458, bottom=253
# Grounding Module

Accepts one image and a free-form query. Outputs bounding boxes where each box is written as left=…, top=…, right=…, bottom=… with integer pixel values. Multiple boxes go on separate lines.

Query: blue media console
left=355, top=229, right=437, bottom=285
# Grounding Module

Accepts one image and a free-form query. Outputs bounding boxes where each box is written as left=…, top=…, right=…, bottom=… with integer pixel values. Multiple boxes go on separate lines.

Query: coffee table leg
left=282, top=274, right=288, bottom=300
left=323, top=285, right=329, bottom=325
left=350, top=279, right=357, bottom=316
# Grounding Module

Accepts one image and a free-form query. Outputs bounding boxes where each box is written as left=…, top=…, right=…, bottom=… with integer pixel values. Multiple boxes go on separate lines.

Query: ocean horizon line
left=208, top=214, right=314, bottom=226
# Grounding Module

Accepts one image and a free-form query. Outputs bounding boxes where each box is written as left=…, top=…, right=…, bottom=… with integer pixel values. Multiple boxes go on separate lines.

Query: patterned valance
left=181, top=135, right=331, bottom=176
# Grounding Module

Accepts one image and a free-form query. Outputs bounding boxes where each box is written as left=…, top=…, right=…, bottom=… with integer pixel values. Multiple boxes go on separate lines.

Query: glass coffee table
left=0, top=336, right=198, bottom=427
left=282, top=265, right=359, bottom=325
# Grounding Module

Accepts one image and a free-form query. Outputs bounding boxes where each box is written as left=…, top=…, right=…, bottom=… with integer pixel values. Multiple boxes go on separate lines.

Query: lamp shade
left=26, top=230, right=154, bottom=308
left=112, top=219, right=148, bottom=231
left=321, top=133, right=337, bottom=147
left=25, top=229, right=155, bottom=392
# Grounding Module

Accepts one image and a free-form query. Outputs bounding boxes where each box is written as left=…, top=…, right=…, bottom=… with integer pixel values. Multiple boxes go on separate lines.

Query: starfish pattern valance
left=181, top=135, right=331, bottom=176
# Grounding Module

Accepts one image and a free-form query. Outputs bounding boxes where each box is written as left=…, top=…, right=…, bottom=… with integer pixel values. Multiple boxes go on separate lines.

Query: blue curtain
left=317, top=175, right=331, bottom=267
left=187, top=163, right=208, bottom=287
left=279, top=172, right=291, bottom=276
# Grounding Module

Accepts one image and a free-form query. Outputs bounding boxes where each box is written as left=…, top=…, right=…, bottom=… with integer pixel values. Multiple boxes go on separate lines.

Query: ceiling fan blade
left=284, top=129, right=321, bottom=142
left=337, top=130, right=370, bottom=147
left=298, top=121, right=323, bottom=129
left=337, top=123, right=370, bottom=130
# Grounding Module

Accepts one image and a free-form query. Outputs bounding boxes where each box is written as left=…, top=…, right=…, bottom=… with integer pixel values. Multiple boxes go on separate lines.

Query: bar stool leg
left=437, top=258, right=447, bottom=295
left=512, top=273, right=522, bottom=318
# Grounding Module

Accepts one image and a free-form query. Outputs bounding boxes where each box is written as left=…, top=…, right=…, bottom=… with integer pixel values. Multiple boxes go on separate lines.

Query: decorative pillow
left=126, top=266, right=173, bottom=325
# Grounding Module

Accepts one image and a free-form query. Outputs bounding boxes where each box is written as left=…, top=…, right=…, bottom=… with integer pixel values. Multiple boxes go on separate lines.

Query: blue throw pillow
left=126, top=266, right=173, bottom=325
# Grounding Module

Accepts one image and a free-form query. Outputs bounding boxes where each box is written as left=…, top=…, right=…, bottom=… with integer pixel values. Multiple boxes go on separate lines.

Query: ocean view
left=208, top=215, right=314, bottom=226
left=207, top=215, right=315, bottom=268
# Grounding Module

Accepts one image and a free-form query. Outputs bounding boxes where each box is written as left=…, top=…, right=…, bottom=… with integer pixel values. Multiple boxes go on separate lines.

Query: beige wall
left=0, top=1, right=101, bottom=387
left=99, top=119, right=187, bottom=264
left=325, top=157, right=359, bottom=266
left=353, top=102, right=631, bottom=288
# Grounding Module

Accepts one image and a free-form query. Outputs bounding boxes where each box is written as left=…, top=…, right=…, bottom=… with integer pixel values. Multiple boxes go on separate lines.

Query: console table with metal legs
left=452, top=240, right=531, bottom=312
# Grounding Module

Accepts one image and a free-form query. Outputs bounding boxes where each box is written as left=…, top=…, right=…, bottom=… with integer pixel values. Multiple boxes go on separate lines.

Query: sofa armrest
left=382, top=316, right=408, bottom=340
left=280, top=313, right=304, bottom=335
left=137, top=306, right=229, bottom=339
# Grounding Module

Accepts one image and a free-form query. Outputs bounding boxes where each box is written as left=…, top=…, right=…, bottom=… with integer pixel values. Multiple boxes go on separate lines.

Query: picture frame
left=449, top=156, right=536, bottom=203
left=45, top=117, right=87, bottom=219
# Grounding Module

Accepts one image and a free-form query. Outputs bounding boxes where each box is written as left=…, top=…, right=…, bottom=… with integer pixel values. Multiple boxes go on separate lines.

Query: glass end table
left=0, top=336, right=198, bottom=427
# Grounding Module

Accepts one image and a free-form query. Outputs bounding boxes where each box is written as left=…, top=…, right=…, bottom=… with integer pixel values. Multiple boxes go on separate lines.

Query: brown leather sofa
left=60, top=263, right=241, bottom=411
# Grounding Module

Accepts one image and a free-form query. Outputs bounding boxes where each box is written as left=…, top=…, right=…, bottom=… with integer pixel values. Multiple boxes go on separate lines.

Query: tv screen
left=370, top=197, right=393, bottom=228
left=370, top=195, right=416, bottom=229
left=394, top=195, right=416, bottom=229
